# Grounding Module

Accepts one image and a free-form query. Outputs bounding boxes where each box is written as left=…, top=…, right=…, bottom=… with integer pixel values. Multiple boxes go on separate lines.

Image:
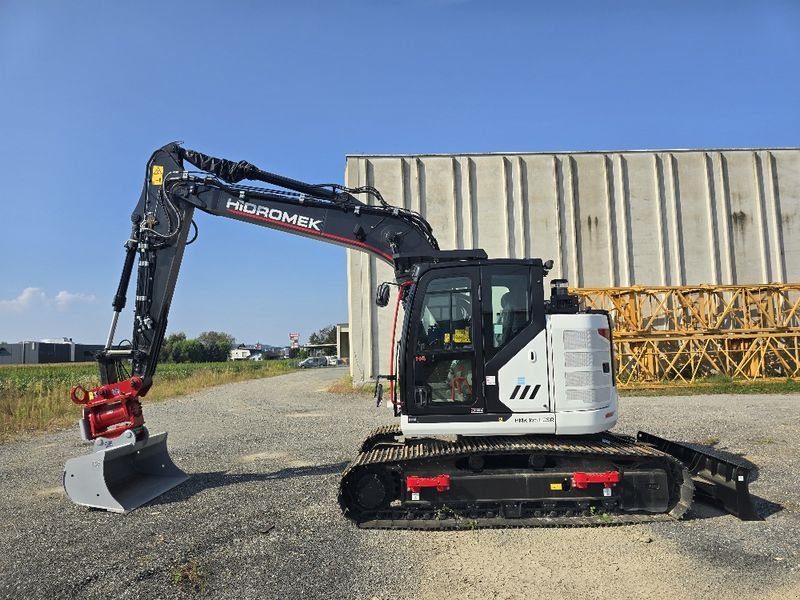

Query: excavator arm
left=95, top=143, right=442, bottom=392
left=62, top=143, right=449, bottom=512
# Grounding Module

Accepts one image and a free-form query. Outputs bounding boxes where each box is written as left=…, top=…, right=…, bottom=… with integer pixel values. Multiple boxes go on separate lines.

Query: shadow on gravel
left=752, top=496, right=784, bottom=518
left=147, top=461, right=350, bottom=507
left=685, top=494, right=783, bottom=521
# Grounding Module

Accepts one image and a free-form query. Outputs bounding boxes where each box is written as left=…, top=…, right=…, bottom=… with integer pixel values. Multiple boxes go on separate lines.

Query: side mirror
left=375, top=282, right=391, bottom=307
left=543, top=259, right=554, bottom=274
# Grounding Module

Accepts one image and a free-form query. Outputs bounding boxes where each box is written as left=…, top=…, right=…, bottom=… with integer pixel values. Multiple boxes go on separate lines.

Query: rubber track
left=339, top=424, right=694, bottom=530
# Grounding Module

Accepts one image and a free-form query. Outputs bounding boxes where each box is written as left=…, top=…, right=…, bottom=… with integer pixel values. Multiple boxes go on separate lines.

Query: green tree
left=159, top=332, right=187, bottom=363
left=308, top=325, right=336, bottom=345
left=182, top=339, right=205, bottom=362
left=159, top=331, right=235, bottom=363
left=197, top=331, right=235, bottom=362
left=308, top=324, right=336, bottom=356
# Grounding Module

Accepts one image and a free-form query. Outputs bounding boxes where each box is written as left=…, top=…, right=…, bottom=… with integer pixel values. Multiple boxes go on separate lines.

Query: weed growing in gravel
left=326, top=375, right=375, bottom=396
left=170, top=558, right=208, bottom=594
left=433, top=504, right=454, bottom=520
left=753, top=436, right=779, bottom=445
left=701, top=436, right=721, bottom=447
left=588, top=505, right=612, bottom=523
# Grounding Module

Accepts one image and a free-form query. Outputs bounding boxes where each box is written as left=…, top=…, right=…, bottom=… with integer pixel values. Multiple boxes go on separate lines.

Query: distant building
left=0, top=338, right=103, bottom=365
left=229, top=343, right=284, bottom=361
left=229, top=348, right=252, bottom=361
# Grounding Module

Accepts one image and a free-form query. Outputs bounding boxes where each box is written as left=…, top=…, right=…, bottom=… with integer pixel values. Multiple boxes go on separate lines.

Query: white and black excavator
left=63, top=143, right=761, bottom=526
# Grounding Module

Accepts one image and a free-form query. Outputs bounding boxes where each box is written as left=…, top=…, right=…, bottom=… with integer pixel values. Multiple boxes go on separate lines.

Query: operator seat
left=500, top=290, right=527, bottom=345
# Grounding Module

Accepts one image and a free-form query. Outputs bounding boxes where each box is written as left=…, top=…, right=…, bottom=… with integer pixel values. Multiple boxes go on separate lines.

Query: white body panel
left=497, top=330, right=551, bottom=412
left=549, top=312, right=618, bottom=433
left=402, top=414, right=556, bottom=437
left=556, top=399, right=618, bottom=435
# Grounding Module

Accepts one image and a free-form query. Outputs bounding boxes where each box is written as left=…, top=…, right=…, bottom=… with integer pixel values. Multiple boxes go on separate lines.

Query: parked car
left=326, top=356, right=339, bottom=366
left=298, top=356, right=328, bottom=368
left=248, top=353, right=263, bottom=361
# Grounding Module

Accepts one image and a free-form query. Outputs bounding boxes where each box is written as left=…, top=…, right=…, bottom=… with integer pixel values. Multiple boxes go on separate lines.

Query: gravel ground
left=0, top=368, right=798, bottom=599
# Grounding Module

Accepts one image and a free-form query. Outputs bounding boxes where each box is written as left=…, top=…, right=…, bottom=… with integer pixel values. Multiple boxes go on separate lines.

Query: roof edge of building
left=346, top=146, right=800, bottom=158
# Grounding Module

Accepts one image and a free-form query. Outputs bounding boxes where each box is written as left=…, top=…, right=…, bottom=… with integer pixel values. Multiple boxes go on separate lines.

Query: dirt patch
left=34, top=486, right=64, bottom=497
left=236, top=451, right=312, bottom=468
left=283, top=411, right=330, bottom=418
left=416, top=525, right=795, bottom=600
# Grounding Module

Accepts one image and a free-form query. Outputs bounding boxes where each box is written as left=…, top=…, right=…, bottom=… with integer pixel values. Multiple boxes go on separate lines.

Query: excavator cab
left=401, top=259, right=548, bottom=424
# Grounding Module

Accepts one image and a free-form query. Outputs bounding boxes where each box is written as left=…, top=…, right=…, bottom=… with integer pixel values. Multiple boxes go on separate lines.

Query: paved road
left=1, top=368, right=798, bottom=599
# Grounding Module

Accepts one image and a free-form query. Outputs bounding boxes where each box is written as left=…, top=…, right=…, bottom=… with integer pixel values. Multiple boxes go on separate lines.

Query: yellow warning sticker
left=550, top=482, right=563, bottom=491
left=453, top=328, right=471, bottom=343
left=151, top=164, right=164, bottom=186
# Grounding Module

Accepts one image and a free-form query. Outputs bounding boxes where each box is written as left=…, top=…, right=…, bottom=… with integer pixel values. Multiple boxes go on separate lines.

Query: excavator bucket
left=63, top=432, right=188, bottom=513
left=637, top=431, right=762, bottom=521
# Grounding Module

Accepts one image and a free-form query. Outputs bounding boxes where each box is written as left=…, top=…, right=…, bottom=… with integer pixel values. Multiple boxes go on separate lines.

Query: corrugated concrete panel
left=345, top=148, right=800, bottom=382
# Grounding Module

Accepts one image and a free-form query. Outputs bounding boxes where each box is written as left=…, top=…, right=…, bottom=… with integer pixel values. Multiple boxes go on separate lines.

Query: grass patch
left=700, top=436, right=721, bottom=447
left=0, top=360, right=296, bottom=442
left=753, top=436, right=779, bottom=445
left=326, top=374, right=375, bottom=397
left=170, top=558, right=208, bottom=594
left=619, top=377, right=800, bottom=397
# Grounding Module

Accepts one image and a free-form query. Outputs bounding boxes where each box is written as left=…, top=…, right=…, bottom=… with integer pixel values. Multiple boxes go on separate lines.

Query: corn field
left=0, top=360, right=297, bottom=440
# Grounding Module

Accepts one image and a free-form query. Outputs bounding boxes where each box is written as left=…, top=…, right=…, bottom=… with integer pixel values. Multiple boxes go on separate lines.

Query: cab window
left=483, top=267, right=530, bottom=361
left=413, top=276, right=474, bottom=404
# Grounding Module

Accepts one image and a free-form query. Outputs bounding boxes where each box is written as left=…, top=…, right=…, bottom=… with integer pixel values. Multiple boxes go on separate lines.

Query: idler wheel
left=528, top=454, right=546, bottom=469
left=352, top=471, right=391, bottom=511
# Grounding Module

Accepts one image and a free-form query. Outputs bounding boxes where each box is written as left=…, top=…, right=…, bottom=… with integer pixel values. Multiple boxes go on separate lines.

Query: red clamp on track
left=572, top=471, right=621, bottom=489
left=406, top=475, right=450, bottom=493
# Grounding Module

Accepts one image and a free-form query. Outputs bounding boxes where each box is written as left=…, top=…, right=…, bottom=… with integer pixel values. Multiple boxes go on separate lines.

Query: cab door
left=404, top=267, right=484, bottom=416
left=480, top=263, right=549, bottom=413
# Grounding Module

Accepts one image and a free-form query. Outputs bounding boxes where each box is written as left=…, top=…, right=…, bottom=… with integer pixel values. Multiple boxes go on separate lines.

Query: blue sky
left=1, top=0, right=798, bottom=346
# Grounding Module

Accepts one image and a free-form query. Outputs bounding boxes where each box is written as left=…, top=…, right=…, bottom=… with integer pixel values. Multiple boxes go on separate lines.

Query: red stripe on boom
left=228, top=208, right=394, bottom=263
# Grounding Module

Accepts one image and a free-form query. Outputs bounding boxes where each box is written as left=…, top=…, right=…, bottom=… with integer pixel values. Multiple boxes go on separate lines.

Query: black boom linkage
left=98, top=143, right=446, bottom=389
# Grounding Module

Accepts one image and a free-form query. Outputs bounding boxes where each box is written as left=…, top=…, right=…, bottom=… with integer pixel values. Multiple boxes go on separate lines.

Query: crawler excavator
left=63, top=143, right=761, bottom=527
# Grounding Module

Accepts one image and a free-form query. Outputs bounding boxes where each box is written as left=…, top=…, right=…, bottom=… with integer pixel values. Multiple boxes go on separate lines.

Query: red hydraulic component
left=388, top=280, right=414, bottom=407
left=70, top=376, right=145, bottom=439
left=406, top=474, right=451, bottom=493
left=572, top=471, right=621, bottom=489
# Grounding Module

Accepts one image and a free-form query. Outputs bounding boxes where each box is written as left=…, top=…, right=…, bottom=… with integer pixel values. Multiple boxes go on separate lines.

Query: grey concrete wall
left=345, top=148, right=800, bottom=382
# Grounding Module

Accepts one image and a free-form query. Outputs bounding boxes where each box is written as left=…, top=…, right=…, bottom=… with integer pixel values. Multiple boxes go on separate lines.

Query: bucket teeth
left=63, top=431, right=188, bottom=513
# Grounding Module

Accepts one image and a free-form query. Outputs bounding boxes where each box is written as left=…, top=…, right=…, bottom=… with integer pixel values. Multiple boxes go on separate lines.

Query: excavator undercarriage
left=339, top=424, right=759, bottom=528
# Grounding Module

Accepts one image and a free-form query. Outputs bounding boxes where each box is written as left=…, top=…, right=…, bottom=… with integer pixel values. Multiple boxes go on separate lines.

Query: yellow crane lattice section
left=573, top=284, right=800, bottom=384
